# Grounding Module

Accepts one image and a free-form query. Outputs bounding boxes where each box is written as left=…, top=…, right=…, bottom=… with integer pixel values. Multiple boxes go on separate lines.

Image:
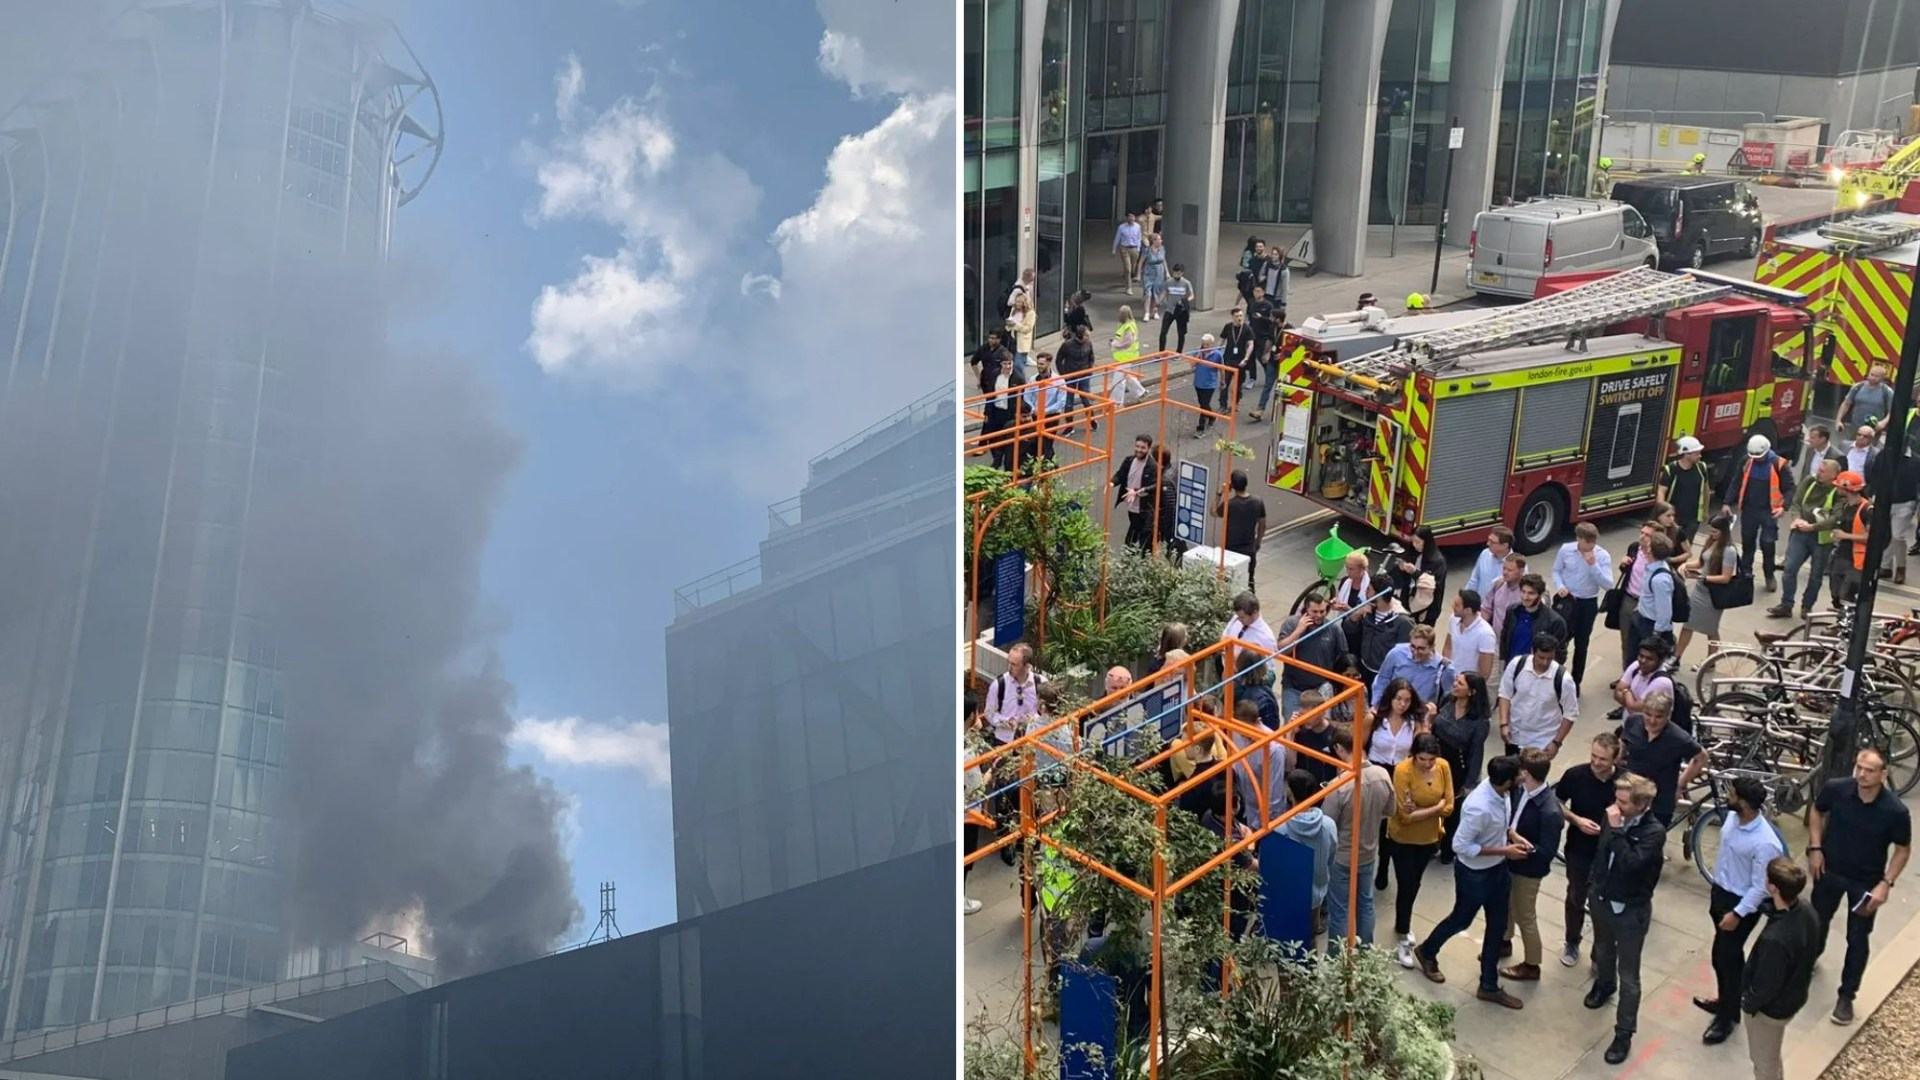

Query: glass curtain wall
left=1220, top=0, right=1323, bottom=225
left=1034, top=0, right=1081, bottom=339
left=1371, top=0, right=1455, bottom=227
left=963, top=0, right=1021, bottom=350
left=1493, top=0, right=1605, bottom=202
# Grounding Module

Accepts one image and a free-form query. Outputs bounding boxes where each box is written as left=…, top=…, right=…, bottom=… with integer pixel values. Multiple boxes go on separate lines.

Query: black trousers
left=1562, top=595, right=1599, bottom=684
left=1229, top=545, right=1258, bottom=592
left=1812, top=870, right=1879, bottom=999
left=1381, top=836, right=1439, bottom=936
left=1125, top=511, right=1152, bottom=552
left=1564, top=846, right=1595, bottom=948
left=1708, top=884, right=1763, bottom=1021
left=1196, top=386, right=1216, bottom=430
left=1158, top=307, right=1189, bottom=353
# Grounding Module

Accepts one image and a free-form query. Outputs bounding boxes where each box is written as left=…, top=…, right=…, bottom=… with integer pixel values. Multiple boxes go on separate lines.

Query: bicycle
left=1695, top=637, right=1916, bottom=714
left=1681, top=770, right=1793, bottom=889
left=1288, top=523, right=1406, bottom=617
left=1696, top=680, right=1920, bottom=798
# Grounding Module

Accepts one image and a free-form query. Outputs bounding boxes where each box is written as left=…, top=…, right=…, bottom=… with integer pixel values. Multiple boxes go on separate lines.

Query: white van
left=1467, top=198, right=1659, bottom=299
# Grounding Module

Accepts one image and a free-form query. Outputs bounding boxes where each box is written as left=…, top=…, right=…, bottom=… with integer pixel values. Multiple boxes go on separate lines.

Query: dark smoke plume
left=0, top=3, right=578, bottom=980
left=248, top=262, right=581, bottom=974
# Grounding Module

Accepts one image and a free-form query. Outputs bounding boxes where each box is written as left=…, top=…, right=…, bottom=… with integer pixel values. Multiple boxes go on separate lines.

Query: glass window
left=1621, top=206, right=1650, bottom=239
left=1704, top=316, right=1758, bottom=395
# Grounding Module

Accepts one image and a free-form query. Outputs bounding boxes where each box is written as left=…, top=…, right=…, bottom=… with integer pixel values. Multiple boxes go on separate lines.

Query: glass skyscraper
left=665, top=387, right=956, bottom=919
left=0, top=1, right=439, bottom=1035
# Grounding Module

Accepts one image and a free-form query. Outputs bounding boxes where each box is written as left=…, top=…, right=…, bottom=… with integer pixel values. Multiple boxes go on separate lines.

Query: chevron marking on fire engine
left=1272, top=344, right=1311, bottom=491
left=1845, top=258, right=1912, bottom=380
left=1370, top=412, right=1395, bottom=531
left=1401, top=380, right=1432, bottom=517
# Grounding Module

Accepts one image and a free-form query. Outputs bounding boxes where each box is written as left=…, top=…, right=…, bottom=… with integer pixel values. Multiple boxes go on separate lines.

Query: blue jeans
left=1256, top=356, right=1281, bottom=410
left=1779, top=529, right=1830, bottom=612
left=1325, top=859, right=1376, bottom=952
left=1418, top=861, right=1512, bottom=993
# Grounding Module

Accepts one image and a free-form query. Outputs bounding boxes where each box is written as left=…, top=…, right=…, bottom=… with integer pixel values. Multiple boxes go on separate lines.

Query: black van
left=1607, top=174, right=1764, bottom=269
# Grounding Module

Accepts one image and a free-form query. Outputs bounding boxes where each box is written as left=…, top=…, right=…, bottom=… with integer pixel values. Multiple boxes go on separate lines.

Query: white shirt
left=1446, top=613, right=1497, bottom=672
left=986, top=670, right=1042, bottom=744
left=1464, top=547, right=1503, bottom=599
left=1498, top=656, right=1580, bottom=749
left=1367, top=714, right=1418, bottom=767
left=1220, top=614, right=1278, bottom=661
left=1452, top=779, right=1511, bottom=870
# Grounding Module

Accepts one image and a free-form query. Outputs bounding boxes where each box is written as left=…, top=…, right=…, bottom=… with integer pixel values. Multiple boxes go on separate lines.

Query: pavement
left=965, top=510, right=1920, bottom=1078
left=973, top=183, right=1838, bottom=556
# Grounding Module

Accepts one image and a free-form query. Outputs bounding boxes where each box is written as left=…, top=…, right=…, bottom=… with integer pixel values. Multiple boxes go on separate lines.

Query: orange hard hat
left=1836, top=470, right=1867, bottom=492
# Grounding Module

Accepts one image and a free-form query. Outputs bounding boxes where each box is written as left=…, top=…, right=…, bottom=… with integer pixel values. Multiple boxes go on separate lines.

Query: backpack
left=1650, top=563, right=1692, bottom=625
left=1667, top=675, right=1695, bottom=734
left=1504, top=655, right=1573, bottom=712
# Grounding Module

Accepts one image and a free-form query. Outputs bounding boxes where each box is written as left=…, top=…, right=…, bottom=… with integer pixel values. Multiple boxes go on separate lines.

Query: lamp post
left=1825, top=243, right=1920, bottom=783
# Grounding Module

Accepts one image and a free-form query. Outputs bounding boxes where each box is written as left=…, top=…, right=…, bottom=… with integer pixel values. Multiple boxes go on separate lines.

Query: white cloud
left=522, top=57, right=759, bottom=381
left=812, top=0, right=951, bottom=97
left=510, top=716, right=672, bottom=787
left=554, top=53, right=585, bottom=126
left=739, top=272, right=782, bottom=300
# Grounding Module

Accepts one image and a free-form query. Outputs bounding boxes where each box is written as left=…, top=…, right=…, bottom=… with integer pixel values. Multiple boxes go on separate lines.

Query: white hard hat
left=1676, top=436, right=1705, bottom=454
left=1747, top=434, right=1771, bottom=457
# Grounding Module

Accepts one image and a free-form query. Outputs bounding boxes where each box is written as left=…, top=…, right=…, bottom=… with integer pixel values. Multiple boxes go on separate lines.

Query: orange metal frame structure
left=963, top=350, right=1245, bottom=675
left=963, top=638, right=1368, bottom=1079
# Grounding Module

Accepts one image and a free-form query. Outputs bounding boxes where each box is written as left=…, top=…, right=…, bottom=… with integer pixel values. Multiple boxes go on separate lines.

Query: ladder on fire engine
left=1335, top=267, right=1733, bottom=381
left=1816, top=218, right=1918, bottom=257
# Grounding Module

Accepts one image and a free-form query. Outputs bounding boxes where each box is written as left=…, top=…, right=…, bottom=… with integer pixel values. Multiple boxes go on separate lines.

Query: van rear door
left=1469, top=211, right=1548, bottom=297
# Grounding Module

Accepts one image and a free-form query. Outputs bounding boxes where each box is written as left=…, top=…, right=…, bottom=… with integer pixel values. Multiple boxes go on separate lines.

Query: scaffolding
left=963, top=635, right=1369, bottom=1079
left=963, top=350, right=1245, bottom=675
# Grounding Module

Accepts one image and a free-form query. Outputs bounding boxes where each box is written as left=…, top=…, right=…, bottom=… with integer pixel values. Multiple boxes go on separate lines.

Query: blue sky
left=384, top=0, right=954, bottom=937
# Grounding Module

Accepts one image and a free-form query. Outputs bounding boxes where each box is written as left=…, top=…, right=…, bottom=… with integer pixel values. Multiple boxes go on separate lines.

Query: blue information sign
left=1174, top=460, right=1209, bottom=546
left=992, top=549, right=1025, bottom=647
left=1081, top=681, right=1187, bottom=757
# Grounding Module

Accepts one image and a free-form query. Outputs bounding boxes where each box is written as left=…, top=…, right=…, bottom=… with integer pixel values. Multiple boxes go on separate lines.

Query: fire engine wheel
left=1513, top=486, right=1567, bottom=555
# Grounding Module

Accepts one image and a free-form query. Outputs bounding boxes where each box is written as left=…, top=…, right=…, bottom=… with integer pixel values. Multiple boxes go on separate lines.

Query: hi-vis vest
left=1737, top=456, right=1787, bottom=516
left=1853, top=502, right=1872, bottom=572
left=1812, top=484, right=1839, bottom=545
left=1112, top=319, right=1141, bottom=365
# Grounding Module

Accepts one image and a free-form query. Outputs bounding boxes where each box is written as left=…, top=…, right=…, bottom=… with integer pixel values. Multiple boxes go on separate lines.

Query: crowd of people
left=967, top=228, right=1920, bottom=1073
left=966, top=449, right=1914, bottom=1075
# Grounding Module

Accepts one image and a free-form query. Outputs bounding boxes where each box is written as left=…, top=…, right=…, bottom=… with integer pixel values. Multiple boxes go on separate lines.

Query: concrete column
left=1160, top=0, right=1240, bottom=311
left=1443, top=0, right=1521, bottom=247
left=1311, top=0, right=1394, bottom=277
left=1015, top=0, right=1047, bottom=278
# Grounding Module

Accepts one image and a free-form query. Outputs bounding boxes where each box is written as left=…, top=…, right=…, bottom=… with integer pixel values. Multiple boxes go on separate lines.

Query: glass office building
left=964, top=0, right=1615, bottom=342
left=0, top=1, right=439, bottom=1035
left=665, top=389, right=956, bottom=919
left=1493, top=0, right=1610, bottom=203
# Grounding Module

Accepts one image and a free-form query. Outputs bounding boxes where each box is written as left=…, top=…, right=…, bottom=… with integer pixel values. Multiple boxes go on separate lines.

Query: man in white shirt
left=1411, top=755, right=1531, bottom=1008
left=1220, top=591, right=1278, bottom=679
left=1443, top=589, right=1498, bottom=679
left=1464, top=527, right=1516, bottom=600
left=1552, top=521, right=1613, bottom=684
left=986, top=644, right=1044, bottom=744
left=1498, top=634, right=1578, bottom=758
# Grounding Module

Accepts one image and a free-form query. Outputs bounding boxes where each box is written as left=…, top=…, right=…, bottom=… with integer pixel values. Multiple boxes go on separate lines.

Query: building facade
left=1607, top=0, right=1919, bottom=135
left=224, top=846, right=953, bottom=1080
left=664, top=388, right=956, bottom=919
left=963, top=0, right=1619, bottom=343
left=0, top=1, right=439, bottom=1036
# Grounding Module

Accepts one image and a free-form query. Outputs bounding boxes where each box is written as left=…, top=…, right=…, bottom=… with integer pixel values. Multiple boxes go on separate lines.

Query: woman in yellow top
left=1109, top=305, right=1141, bottom=414
left=1384, top=731, right=1454, bottom=969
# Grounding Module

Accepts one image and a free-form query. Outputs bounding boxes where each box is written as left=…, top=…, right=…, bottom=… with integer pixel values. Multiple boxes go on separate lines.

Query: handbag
left=1600, top=560, right=1630, bottom=629
left=1708, top=569, right=1755, bottom=610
